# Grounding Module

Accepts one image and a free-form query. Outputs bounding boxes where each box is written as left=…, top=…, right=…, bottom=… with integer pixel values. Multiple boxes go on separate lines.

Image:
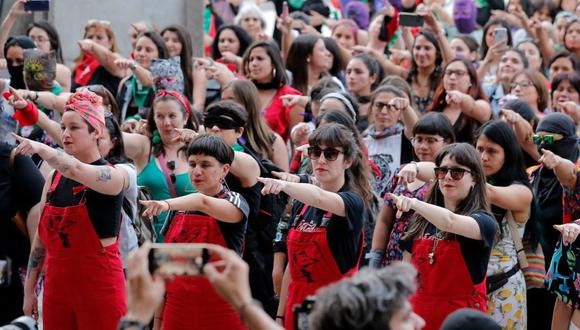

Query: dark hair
left=316, top=109, right=366, bottom=167
left=161, top=25, right=193, bottom=101
left=137, top=31, right=169, bottom=60
left=309, top=263, right=417, bottom=330
left=26, top=22, right=64, bottom=63
left=407, top=31, right=443, bottom=94
left=548, top=50, right=580, bottom=77
left=310, top=77, right=342, bottom=100
left=349, top=53, right=384, bottom=91
left=187, top=134, right=235, bottom=165
left=429, top=58, right=487, bottom=112
left=413, top=112, right=456, bottom=143
left=504, top=48, right=529, bottom=69
left=147, top=92, right=198, bottom=157
left=476, top=120, right=529, bottom=187
left=516, top=39, right=546, bottom=73
left=205, top=100, right=249, bottom=132
left=454, top=34, right=480, bottom=54
left=481, top=19, right=513, bottom=59
left=503, top=98, right=539, bottom=130
left=380, top=75, right=415, bottom=106
left=287, top=34, right=323, bottom=95
left=405, top=143, right=490, bottom=240
left=511, top=69, right=549, bottom=112
left=551, top=72, right=580, bottom=104
left=103, top=113, right=130, bottom=165
left=212, top=24, right=253, bottom=59
left=322, top=37, right=344, bottom=77
left=242, top=41, right=288, bottom=88
left=368, top=85, right=406, bottom=123
left=222, top=80, right=276, bottom=159
left=308, top=123, right=372, bottom=203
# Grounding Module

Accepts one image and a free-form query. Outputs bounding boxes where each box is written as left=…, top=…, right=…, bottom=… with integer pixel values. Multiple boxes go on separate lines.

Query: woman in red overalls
left=140, top=134, right=250, bottom=330
left=18, top=91, right=127, bottom=329
left=390, top=143, right=498, bottom=330
left=258, top=123, right=372, bottom=330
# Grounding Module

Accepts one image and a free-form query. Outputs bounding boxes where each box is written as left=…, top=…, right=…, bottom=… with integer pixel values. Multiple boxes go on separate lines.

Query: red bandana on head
left=154, top=90, right=191, bottom=117
left=64, top=90, right=106, bottom=130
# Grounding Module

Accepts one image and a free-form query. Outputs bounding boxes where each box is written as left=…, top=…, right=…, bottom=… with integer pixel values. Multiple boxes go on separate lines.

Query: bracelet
left=238, top=299, right=262, bottom=322
left=131, top=62, right=138, bottom=71
left=164, top=200, right=171, bottom=212
left=30, top=92, right=39, bottom=102
left=117, top=319, right=148, bottom=330
left=276, top=315, right=285, bottom=320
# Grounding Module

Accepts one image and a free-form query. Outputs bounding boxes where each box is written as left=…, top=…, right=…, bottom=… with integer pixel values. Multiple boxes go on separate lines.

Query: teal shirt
left=137, top=157, right=196, bottom=242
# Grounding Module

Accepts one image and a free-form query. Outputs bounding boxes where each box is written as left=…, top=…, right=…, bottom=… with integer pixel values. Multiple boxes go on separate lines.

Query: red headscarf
left=64, top=90, right=106, bottom=130
left=154, top=90, right=191, bottom=117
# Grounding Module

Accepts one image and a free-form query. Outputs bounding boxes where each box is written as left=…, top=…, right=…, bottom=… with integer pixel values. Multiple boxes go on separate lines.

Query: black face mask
left=8, top=64, right=25, bottom=89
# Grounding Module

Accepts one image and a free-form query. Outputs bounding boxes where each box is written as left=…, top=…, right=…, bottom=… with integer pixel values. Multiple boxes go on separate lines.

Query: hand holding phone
left=148, top=243, right=211, bottom=277
left=399, top=13, right=425, bottom=27
left=494, top=28, right=508, bottom=46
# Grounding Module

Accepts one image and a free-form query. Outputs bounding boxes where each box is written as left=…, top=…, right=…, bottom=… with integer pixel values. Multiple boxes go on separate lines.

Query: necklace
left=428, top=229, right=443, bottom=265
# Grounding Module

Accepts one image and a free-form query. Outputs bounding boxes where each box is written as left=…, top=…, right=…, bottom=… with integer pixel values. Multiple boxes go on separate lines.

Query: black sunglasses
left=307, top=147, right=343, bottom=161
left=434, top=167, right=471, bottom=181
left=167, top=161, right=176, bottom=184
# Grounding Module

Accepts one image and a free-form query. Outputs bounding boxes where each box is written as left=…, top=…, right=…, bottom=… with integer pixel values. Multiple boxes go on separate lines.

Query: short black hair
left=187, top=134, right=234, bottom=165
left=413, top=112, right=456, bottom=143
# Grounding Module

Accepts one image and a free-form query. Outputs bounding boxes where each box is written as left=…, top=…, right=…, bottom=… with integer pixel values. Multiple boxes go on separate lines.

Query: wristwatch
left=130, top=62, right=139, bottom=71
left=117, top=319, right=148, bottom=330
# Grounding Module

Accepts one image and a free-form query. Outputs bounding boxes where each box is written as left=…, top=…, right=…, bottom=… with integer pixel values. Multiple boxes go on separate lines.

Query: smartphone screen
left=24, top=1, right=50, bottom=12
left=399, top=13, right=424, bottom=27
left=148, top=243, right=211, bottom=277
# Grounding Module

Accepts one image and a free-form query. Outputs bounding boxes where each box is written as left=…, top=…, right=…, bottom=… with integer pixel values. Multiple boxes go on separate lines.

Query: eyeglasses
left=411, top=136, right=444, bottom=145
left=510, top=80, right=534, bottom=90
left=373, top=102, right=400, bottom=112
left=167, top=160, right=176, bottom=184
left=30, top=36, right=49, bottom=43
left=434, top=166, right=472, bottom=180
left=532, top=133, right=564, bottom=145
left=307, top=146, right=343, bottom=161
left=444, top=69, right=467, bottom=77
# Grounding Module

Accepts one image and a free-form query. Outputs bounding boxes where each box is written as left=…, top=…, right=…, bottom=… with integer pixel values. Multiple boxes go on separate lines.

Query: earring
left=307, top=58, right=311, bottom=63
left=152, top=130, right=161, bottom=144
left=272, top=68, right=277, bottom=77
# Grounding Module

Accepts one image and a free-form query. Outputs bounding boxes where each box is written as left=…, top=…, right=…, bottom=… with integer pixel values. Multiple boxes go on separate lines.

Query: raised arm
left=78, top=39, right=125, bottom=78
left=258, top=178, right=348, bottom=217
left=122, top=132, right=151, bottom=170
left=115, top=58, right=153, bottom=87
left=230, top=151, right=260, bottom=188
left=0, top=1, right=27, bottom=59
left=446, top=91, right=492, bottom=123
left=140, top=193, right=244, bottom=223
left=539, top=148, right=578, bottom=189
left=390, top=193, right=486, bottom=240
left=13, top=134, right=125, bottom=195
left=486, top=183, right=532, bottom=223
left=352, top=45, right=409, bottom=78
left=17, top=89, right=70, bottom=114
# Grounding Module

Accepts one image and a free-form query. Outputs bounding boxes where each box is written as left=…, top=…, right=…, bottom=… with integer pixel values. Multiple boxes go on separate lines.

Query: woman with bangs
left=71, top=20, right=124, bottom=96
left=260, top=124, right=370, bottom=330
left=123, top=91, right=198, bottom=241
left=369, top=113, right=455, bottom=268
left=391, top=143, right=497, bottom=330
left=140, top=134, right=250, bottom=330
left=429, top=58, right=492, bottom=145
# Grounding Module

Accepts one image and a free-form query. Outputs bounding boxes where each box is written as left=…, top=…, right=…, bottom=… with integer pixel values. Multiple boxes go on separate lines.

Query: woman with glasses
left=526, top=113, right=580, bottom=329
left=369, top=113, right=455, bottom=267
left=14, top=90, right=127, bottom=329
left=363, top=85, right=418, bottom=197
left=390, top=143, right=497, bottom=330
left=476, top=120, right=533, bottom=329
left=71, top=20, right=124, bottom=96
left=259, top=123, right=371, bottom=330
left=0, top=1, right=71, bottom=91
left=509, top=69, right=550, bottom=115
left=140, top=134, right=250, bottom=330
left=123, top=91, right=198, bottom=241
left=429, top=58, right=492, bottom=145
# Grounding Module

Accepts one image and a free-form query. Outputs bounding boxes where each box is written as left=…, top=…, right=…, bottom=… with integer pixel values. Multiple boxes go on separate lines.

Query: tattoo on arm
left=46, top=149, right=73, bottom=173
left=97, top=167, right=112, bottom=182
left=27, top=247, right=46, bottom=276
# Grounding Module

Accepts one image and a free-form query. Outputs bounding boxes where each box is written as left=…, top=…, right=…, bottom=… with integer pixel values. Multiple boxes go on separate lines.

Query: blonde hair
left=73, top=21, right=120, bottom=69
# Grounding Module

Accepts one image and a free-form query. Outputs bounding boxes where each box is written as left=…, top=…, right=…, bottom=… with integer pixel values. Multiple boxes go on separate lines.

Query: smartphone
left=399, top=13, right=425, bottom=27
left=378, top=15, right=392, bottom=42
left=494, top=28, right=508, bottom=45
left=24, top=1, right=50, bottom=11
left=148, top=243, right=211, bottom=277
left=294, top=296, right=316, bottom=330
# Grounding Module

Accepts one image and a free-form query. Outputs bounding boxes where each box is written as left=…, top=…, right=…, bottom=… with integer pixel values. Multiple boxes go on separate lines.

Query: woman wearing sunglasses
left=526, top=113, right=580, bottom=329
left=139, top=134, right=250, bottom=330
left=363, top=85, right=418, bottom=198
left=259, top=123, right=371, bottom=330
left=122, top=91, right=198, bottom=241
left=390, top=143, right=497, bottom=330
left=475, top=120, right=533, bottom=329
left=369, top=113, right=455, bottom=268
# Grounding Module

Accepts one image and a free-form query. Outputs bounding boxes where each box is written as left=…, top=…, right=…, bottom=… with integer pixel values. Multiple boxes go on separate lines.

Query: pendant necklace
left=428, top=229, right=443, bottom=265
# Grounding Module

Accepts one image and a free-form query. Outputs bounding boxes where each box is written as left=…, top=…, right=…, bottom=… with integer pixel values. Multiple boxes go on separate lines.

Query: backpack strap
left=506, top=210, right=529, bottom=269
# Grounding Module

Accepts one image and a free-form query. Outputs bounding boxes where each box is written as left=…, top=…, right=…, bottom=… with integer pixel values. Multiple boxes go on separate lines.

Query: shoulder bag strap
left=157, top=153, right=178, bottom=198
left=506, top=210, right=529, bottom=269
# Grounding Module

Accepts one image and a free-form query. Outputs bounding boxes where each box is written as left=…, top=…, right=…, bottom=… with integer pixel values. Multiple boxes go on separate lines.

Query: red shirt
left=263, top=85, right=302, bottom=142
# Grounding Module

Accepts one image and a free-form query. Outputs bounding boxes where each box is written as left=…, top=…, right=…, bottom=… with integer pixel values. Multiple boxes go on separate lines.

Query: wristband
left=164, top=200, right=172, bottom=212
left=117, top=319, right=148, bottom=330
left=238, top=299, right=262, bottom=322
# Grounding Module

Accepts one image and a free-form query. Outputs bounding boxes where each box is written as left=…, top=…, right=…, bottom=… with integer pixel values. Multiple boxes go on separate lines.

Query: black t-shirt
left=179, top=189, right=249, bottom=254
left=49, top=158, right=123, bottom=239
left=403, top=211, right=496, bottom=284
left=71, top=66, right=121, bottom=97
left=290, top=189, right=364, bottom=274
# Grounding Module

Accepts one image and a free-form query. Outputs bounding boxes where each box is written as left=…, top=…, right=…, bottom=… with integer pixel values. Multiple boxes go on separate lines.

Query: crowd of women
left=0, top=0, right=580, bottom=329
